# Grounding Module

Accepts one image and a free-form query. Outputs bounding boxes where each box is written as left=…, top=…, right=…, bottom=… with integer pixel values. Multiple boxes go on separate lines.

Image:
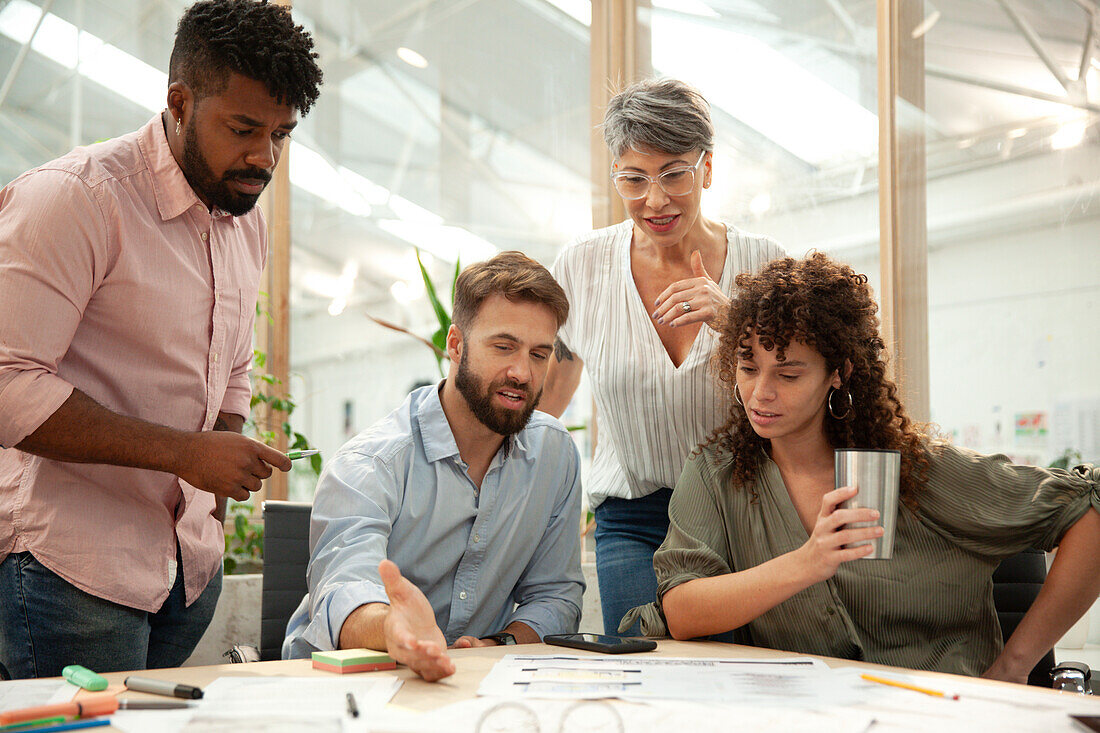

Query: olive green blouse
left=620, top=442, right=1100, bottom=677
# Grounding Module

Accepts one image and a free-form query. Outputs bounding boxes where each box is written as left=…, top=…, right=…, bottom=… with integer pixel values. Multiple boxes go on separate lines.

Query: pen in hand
left=345, top=692, right=359, bottom=718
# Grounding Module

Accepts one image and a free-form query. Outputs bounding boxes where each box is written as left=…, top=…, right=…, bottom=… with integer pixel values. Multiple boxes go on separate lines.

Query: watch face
left=484, top=632, right=516, bottom=645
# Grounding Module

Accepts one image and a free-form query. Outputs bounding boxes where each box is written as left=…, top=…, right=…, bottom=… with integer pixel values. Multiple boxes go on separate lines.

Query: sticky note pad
left=312, top=649, right=396, bottom=674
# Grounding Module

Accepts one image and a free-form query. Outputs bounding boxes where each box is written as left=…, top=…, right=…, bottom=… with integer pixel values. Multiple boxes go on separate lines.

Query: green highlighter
left=62, top=664, right=108, bottom=691
left=0, top=718, right=66, bottom=732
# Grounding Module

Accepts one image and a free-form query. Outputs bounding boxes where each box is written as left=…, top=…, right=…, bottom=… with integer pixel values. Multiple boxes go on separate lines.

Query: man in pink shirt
left=0, top=0, right=322, bottom=679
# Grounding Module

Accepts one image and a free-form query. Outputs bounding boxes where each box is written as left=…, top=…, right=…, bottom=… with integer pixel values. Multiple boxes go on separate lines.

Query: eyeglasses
left=475, top=700, right=624, bottom=733
left=610, top=151, right=706, bottom=200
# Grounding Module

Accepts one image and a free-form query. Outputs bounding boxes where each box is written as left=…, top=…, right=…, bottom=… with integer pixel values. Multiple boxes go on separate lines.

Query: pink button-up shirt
left=0, top=114, right=266, bottom=612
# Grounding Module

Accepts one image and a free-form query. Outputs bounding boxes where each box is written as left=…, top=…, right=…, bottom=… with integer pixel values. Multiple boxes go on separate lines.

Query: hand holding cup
left=835, top=449, right=901, bottom=559
left=801, top=485, right=885, bottom=583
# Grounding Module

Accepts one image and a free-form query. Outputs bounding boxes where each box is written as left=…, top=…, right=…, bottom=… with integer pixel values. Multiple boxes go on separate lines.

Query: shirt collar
left=137, top=112, right=214, bottom=222
left=418, top=383, right=462, bottom=464
left=416, top=381, right=533, bottom=464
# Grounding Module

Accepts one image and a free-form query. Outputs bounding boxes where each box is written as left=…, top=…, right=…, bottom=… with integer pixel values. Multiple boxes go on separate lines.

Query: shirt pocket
left=214, top=287, right=249, bottom=380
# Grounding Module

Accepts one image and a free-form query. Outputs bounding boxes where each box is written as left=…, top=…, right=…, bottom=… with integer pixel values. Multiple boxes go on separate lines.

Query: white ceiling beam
left=926, top=63, right=1100, bottom=112
left=994, top=0, right=1074, bottom=94
left=0, top=0, right=53, bottom=111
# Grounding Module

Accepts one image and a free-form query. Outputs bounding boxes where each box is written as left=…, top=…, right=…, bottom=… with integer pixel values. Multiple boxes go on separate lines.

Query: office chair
left=993, top=548, right=1092, bottom=692
left=258, top=500, right=313, bottom=661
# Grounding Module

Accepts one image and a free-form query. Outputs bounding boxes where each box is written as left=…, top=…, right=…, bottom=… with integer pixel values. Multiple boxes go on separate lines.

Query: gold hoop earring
left=733, top=384, right=744, bottom=407
left=828, top=387, right=852, bottom=420
left=175, top=117, right=182, bottom=136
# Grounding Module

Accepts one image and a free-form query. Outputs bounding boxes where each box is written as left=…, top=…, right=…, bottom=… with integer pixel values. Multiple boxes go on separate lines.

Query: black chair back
left=992, top=548, right=1056, bottom=687
left=261, top=500, right=312, bottom=661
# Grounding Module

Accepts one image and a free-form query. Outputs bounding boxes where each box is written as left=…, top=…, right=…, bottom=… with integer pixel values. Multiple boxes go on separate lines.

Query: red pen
left=0, top=694, right=117, bottom=726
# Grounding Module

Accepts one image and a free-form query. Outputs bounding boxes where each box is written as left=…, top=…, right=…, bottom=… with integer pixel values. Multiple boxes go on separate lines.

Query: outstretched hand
left=379, top=559, right=455, bottom=682
left=651, top=250, right=729, bottom=330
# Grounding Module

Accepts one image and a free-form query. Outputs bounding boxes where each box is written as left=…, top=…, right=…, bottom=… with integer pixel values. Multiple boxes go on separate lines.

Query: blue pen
left=13, top=720, right=109, bottom=733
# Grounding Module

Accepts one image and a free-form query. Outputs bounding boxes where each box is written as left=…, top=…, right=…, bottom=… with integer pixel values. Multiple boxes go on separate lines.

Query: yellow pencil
left=861, top=673, right=959, bottom=700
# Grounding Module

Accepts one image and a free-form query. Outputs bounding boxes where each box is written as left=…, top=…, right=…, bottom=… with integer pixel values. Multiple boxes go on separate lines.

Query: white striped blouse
left=551, top=220, right=785, bottom=510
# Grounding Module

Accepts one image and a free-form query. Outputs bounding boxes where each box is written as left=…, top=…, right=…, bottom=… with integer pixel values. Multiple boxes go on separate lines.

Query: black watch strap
left=480, top=631, right=517, bottom=646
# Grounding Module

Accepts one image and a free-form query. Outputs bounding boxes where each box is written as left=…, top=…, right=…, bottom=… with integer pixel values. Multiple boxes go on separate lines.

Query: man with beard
left=283, top=252, right=584, bottom=682
left=0, top=1, right=322, bottom=678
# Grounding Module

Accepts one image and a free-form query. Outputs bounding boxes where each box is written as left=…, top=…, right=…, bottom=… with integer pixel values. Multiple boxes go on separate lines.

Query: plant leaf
left=365, top=314, right=446, bottom=357
left=418, top=248, right=451, bottom=330
left=452, top=256, right=461, bottom=305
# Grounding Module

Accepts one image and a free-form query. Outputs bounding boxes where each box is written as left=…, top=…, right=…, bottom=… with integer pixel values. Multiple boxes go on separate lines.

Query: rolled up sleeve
left=618, top=452, right=734, bottom=637
left=289, top=449, right=401, bottom=653
left=506, top=440, right=585, bottom=638
left=0, top=170, right=109, bottom=447
left=917, top=444, right=1100, bottom=557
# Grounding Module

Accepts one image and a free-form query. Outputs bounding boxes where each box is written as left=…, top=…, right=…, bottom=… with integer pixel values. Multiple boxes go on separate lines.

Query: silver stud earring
left=175, top=117, right=182, bottom=136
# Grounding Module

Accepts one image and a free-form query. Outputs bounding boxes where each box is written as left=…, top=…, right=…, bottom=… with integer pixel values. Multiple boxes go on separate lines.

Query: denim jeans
left=0, top=548, right=221, bottom=679
left=593, top=489, right=673, bottom=636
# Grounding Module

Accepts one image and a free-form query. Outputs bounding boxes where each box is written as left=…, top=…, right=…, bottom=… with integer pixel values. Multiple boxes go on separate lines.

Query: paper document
left=0, top=678, right=74, bottom=710
left=834, top=668, right=1100, bottom=733
left=478, top=654, right=862, bottom=708
left=111, top=675, right=401, bottom=733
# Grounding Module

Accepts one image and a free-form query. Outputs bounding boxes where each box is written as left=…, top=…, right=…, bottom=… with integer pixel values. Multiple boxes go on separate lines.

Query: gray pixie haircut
left=602, top=78, right=714, bottom=159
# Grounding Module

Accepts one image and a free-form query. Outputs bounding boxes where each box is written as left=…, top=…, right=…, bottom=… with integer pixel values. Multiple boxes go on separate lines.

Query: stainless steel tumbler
left=835, top=449, right=901, bottom=559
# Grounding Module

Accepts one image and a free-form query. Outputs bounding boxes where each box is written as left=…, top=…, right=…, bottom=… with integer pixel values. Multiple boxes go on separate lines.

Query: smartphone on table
left=543, top=633, right=657, bottom=654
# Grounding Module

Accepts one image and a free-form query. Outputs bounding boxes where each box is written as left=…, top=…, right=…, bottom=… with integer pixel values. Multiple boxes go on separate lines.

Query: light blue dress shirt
left=283, top=384, right=584, bottom=658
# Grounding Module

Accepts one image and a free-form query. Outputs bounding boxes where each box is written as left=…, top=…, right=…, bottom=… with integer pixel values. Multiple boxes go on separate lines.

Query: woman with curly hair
left=621, top=253, right=1100, bottom=682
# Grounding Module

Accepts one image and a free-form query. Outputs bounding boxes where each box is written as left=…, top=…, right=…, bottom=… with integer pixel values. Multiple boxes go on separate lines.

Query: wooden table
left=52, top=640, right=1100, bottom=730
left=111, top=642, right=1069, bottom=701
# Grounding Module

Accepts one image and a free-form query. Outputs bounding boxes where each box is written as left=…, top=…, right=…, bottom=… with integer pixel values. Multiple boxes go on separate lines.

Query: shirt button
left=213, top=353, right=219, bottom=363
left=459, top=591, right=467, bottom=600
left=474, top=533, right=480, bottom=543
left=201, top=232, right=208, bottom=241
left=826, top=607, right=836, bottom=616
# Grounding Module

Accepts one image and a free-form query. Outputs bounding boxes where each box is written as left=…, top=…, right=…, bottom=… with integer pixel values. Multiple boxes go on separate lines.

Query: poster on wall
left=1013, top=412, right=1048, bottom=449
left=1052, top=399, right=1100, bottom=463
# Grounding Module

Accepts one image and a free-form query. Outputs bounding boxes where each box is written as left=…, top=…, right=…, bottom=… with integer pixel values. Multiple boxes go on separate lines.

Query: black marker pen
left=124, top=676, right=204, bottom=699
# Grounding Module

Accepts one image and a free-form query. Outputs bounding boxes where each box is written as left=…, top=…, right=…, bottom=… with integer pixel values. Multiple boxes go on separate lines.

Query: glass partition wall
left=642, top=0, right=881, bottom=281
left=282, top=1, right=592, bottom=498
left=915, top=1, right=1099, bottom=467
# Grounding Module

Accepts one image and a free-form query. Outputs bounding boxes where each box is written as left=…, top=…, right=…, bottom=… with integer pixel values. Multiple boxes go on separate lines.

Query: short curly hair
left=169, top=0, right=323, bottom=115
left=708, top=253, right=931, bottom=508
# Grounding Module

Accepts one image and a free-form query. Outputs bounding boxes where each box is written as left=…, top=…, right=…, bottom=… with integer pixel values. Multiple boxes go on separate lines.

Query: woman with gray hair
left=542, top=78, right=785, bottom=636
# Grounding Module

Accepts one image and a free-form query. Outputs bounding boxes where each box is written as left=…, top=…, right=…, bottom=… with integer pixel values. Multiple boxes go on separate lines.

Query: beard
left=454, top=348, right=542, bottom=436
left=180, top=119, right=271, bottom=216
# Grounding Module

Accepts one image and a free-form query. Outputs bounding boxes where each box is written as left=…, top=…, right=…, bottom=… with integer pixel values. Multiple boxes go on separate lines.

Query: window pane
left=642, top=1, right=881, bottom=288
left=287, top=1, right=591, bottom=497
left=921, top=1, right=1099, bottom=467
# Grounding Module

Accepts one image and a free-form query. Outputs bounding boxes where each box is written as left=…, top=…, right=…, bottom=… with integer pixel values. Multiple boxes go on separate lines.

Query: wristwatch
left=479, top=631, right=517, bottom=646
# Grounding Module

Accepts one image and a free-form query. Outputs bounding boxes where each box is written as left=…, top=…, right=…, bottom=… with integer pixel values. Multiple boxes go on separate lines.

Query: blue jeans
left=593, top=489, right=672, bottom=636
left=0, top=549, right=221, bottom=679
